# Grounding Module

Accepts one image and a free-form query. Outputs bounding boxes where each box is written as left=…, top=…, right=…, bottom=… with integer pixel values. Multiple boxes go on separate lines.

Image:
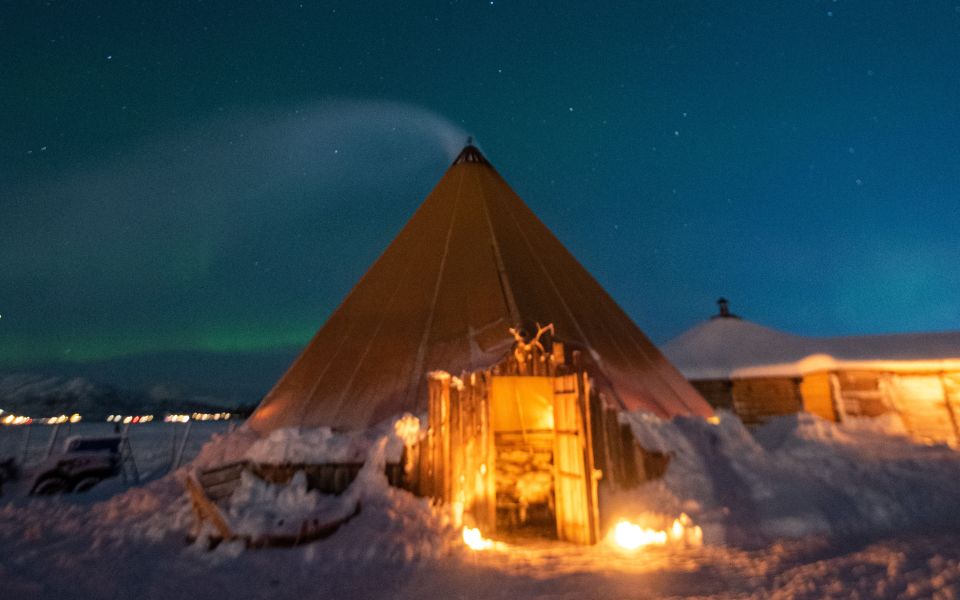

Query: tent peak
left=452, top=142, right=490, bottom=166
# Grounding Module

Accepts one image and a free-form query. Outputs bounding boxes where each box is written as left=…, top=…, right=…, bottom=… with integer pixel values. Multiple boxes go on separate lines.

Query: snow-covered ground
left=2, top=413, right=960, bottom=599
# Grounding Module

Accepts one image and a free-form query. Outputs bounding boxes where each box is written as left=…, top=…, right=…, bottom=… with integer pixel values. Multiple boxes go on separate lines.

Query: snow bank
left=189, top=419, right=457, bottom=561
left=226, top=470, right=350, bottom=537
left=623, top=410, right=960, bottom=546
left=242, top=413, right=420, bottom=465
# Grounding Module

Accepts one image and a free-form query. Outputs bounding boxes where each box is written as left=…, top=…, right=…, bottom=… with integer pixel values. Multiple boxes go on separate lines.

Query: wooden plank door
left=459, top=375, right=496, bottom=534
left=552, top=373, right=599, bottom=544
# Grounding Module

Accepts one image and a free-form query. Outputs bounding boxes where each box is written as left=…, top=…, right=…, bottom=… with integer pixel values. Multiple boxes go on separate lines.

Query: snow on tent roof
left=248, top=144, right=713, bottom=432
left=662, top=313, right=960, bottom=380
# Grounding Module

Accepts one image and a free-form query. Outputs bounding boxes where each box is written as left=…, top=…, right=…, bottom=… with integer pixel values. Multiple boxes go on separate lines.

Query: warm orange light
left=612, top=513, right=703, bottom=550
left=462, top=527, right=493, bottom=551
left=613, top=520, right=667, bottom=550
left=670, top=518, right=685, bottom=541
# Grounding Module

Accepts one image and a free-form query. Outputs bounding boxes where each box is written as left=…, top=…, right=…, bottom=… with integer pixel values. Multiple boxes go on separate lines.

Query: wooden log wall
left=691, top=379, right=735, bottom=411
left=589, top=392, right=667, bottom=490
left=833, top=371, right=891, bottom=417
left=731, top=377, right=803, bottom=425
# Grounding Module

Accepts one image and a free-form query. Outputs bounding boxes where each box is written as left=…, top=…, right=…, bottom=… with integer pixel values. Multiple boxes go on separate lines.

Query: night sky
left=4, top=2, right=960, bottom=392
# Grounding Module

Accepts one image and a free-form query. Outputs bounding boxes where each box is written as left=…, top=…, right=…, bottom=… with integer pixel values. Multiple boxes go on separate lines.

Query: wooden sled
left=183, top=461, right=362, bottom=549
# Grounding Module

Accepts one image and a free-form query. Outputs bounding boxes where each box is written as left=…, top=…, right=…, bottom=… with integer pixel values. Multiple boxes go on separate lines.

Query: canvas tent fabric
left=249, top=145, right=712, bottom=432
left=663, top=314, right=960, bottom=380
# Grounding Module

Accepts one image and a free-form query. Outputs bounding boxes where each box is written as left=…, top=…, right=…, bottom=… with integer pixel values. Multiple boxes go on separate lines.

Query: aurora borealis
left=3, top=2, right=960, bottom=397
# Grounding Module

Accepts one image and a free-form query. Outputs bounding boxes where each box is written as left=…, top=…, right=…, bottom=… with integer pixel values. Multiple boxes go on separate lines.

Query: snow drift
left=623, top=410, right=960, bottom=545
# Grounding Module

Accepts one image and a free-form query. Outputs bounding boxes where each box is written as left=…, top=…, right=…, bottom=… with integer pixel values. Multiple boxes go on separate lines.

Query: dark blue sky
left=3, top=1, right=960, bottom=375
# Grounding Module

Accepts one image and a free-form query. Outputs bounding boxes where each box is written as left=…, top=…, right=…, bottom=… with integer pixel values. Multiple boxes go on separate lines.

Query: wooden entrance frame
left=411, top=328, right=670, bottom=544
left=424, top=367, right=601, bottom=544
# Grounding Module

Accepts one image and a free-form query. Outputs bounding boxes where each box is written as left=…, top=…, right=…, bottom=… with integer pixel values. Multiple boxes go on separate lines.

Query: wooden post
left=44, top=422, right=62, bottom=458
left=618, top=424, right=640, bottom=488
left=170, top=421, right=179, bottom=466
left=449, top=381, right=461, bottom=519
left=578, top=373, right=600, bottom=544
left=173, top=419, right=193, bottom=470
left=18, top=423, right=32, bottom=465
left=603, top=407, right=622, bottom=486
left=481, top=373, right=496, bottom=534
left=829, top=373, right=846, bottom=422
left=939, top=372, right=960, bottom=444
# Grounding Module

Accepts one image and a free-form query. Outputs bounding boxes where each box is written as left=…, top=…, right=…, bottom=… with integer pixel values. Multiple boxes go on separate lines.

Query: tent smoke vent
left=452, top=142, right=490, bottom=166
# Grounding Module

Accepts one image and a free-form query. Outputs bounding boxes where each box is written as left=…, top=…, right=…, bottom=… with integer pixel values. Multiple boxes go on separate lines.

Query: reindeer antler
left=532, top=322, right=554, bottom=344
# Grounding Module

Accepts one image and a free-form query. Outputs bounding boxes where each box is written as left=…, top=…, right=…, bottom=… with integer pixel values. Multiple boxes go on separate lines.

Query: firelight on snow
left=613, top=520, right=668, bottom=549
left=462, top=527, right=493, bottom=551
left=612, top=514, right=703, bottom=551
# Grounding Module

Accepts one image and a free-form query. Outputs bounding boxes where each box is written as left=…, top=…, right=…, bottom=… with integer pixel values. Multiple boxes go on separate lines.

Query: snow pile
left=319, top=436, right=460, bottom=563
left=623, top=410, right=960, bottom=546
left=224, top=436, right=425, bottom=542
left=245, top=427, right=371, bottom=463
left=189, top=427, right=457, bottom=560
left=243, top=413, right=420, bottom=465
left=226, top=470, right=352, bottom=537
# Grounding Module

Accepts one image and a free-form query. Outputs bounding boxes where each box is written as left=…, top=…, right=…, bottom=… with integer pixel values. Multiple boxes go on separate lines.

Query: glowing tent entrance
left=422, top=349, right=600, bottom=544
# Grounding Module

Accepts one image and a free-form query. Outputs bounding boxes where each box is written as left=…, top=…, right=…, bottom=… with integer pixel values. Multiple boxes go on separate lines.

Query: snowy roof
left=662, top=315, right=960, bottom=380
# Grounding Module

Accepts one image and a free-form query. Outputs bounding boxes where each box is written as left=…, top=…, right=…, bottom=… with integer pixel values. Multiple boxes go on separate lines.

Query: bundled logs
left=495, top=443, right=555, bottom=525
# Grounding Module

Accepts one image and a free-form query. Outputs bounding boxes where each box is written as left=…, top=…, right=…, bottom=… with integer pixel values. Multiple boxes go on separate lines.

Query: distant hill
left=0, top=373, right=252, bottom=420
left=0, top=347, right=300, bottom=420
